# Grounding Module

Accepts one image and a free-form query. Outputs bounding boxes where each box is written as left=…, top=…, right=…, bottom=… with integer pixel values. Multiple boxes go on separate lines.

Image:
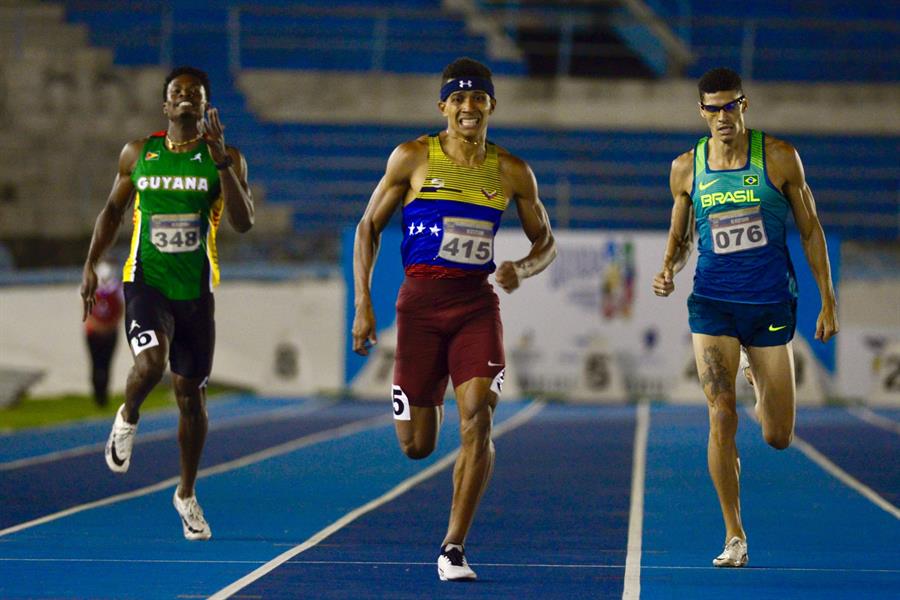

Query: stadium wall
left=0, top=279, right=344, bottom=398
left=241, top=71, right=900, bottom=134
left=1, top=266, right=897, bottom=403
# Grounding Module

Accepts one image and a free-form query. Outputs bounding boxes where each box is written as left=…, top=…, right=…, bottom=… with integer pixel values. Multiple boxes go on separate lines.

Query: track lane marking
left=847, top=406, right=900, bottom=435
left=208, top=401, right=546, bottom=600
left=622, top=402, right=649, bottom=600
left=0, top=400, right=330, bottom=471
left=744, top=406, right=899, bottom=520
left=0, top=412, right=390, bottom=537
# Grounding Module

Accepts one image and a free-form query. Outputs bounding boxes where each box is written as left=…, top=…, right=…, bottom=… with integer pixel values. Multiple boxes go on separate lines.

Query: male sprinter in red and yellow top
left=80, top=66, right=254, bottom=540
left=653, top=67, right=838, bottom=567
left=352, top=57, right=556, bottom=581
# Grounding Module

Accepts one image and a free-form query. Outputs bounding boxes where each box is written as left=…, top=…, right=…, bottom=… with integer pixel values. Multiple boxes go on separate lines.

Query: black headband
left=440, top=77, right=495, bottom=101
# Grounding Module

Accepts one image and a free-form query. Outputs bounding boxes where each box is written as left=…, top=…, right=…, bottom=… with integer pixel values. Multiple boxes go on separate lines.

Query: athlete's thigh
left=692, top=333, right=741, bottom=402
left=687, top=293, right=740, bottom=339
left=169, top=293, right=215, bottom=380
left=124, top=282, right=173, bottom=367
left=739, top=299, right=796, bottom=348
left=394, top=403, right=444, bottom=454
left=393, top=299, right=451, bottom=410
left=447, top=297, right=504, bottom=397
left=747, top=342, right=795, bottom=426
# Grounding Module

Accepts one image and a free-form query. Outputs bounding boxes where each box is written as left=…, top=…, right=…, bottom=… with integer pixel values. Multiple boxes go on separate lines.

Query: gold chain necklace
left=447, top=131, right=484, bottom=147
left=166, top=133, right=202, bottom=150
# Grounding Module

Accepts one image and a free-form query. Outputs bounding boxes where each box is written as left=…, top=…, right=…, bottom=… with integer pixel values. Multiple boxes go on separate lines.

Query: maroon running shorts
left=393, top=275, right=505, bottom=408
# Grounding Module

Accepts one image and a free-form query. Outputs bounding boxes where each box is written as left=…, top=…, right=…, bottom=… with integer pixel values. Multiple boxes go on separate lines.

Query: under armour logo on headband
left=440, top=77, right=495, bottom=101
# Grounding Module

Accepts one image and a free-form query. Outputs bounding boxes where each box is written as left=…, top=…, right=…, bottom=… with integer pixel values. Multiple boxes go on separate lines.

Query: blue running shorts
left=687, top=293, right=796, bottom=347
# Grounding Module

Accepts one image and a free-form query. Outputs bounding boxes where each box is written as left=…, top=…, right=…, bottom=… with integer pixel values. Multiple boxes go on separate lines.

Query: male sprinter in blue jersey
left=653, top=68, right=838, bottom=567
left=352, top=57, right=556, bottom=581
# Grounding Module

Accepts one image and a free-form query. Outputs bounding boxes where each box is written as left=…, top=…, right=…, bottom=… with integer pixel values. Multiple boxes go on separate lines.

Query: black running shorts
left=123, top=281, right=215, bottom=379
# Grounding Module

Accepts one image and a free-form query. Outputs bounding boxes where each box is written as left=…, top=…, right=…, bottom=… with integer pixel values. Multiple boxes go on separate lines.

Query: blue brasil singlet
left=401, top=135, right=508, bottom=276
left=691, top=129, right=797, bottom=304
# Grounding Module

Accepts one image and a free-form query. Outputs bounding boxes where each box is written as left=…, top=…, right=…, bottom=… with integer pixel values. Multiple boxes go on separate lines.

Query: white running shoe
left=173, top=489, right=212, bottom=540
left=739, top=346, right=754, bottom=387
left=105, top=404, right=137, bottom=473
left=437, top=543, right=477, bottom=581
left=713, top=536, right=749, bottom=567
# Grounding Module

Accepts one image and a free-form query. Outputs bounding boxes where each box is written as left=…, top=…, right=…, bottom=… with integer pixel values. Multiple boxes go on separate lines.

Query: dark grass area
left=0, top=382, right=239, bottom=431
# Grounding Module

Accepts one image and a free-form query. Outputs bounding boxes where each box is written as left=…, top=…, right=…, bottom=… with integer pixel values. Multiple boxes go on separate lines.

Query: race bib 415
left=438, top=217, right=494, bottom=265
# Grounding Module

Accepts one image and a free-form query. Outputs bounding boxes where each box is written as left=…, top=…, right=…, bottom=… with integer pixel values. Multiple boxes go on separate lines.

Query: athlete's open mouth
left=458, top=116, right=480, bottom=128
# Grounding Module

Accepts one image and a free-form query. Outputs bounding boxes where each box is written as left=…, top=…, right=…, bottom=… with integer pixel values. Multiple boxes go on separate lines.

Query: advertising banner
left=341, top=228, right=838, bottom=403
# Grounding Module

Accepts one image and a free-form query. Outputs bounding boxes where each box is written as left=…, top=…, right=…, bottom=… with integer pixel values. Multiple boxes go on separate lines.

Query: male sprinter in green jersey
left=652, top=68, right=838, bottom=567
left=352, top=57, right=555, bottom=580
left=80, top=66, right=254, bottom=540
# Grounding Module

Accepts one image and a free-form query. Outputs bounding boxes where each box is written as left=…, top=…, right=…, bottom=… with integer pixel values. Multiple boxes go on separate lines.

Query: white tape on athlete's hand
left=513, top=262, right=528, bottom=283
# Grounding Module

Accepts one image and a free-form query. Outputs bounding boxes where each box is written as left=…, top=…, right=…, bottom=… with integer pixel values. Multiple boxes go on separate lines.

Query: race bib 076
left=150, top=213, right=201, bottom=254
left=709, top=206, right=768, bottom=255
left=438, top=217, right=494, bottom=265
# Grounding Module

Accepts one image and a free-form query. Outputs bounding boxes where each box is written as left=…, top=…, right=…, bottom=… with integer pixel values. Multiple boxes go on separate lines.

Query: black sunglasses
left=699, top=95, right=745, bottom=113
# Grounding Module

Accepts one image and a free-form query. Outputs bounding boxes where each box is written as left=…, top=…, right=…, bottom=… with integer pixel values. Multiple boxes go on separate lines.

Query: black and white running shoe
left=104, top=404, right=137, bottom=473
left=173, top=488, right=212, bottom=541
left=713, top=536, right=748, bottom=567
left=437, top=543, right=476, bottom=581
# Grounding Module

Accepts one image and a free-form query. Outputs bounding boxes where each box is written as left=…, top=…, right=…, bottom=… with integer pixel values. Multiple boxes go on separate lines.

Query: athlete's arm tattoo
left=698, top=346, right=731, bottom=396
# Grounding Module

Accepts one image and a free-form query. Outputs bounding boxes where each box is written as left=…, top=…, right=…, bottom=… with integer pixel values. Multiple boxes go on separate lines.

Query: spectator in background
left=652, top=67, right=838, bottom=568
left=352, top=57, right=556, bottom=581
left=83, top=260, right=123, bottom=407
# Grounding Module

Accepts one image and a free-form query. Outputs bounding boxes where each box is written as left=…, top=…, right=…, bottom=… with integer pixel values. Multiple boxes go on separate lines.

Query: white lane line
left=743, top=406, right=899, bottom=520
left=2, top=557, right=898, bottom=575
left=623, top=402, right=649, bottom=600
left=0, top=558, right=266, bottom=564
left=0, top=400, right=330, bottom=471
left=847, top=407, right=900, bottom=435
left=791, top=435, right=900, bottom=519
left=0, top=413, right=390, bottom=538
left=208, top=401, right=547, bottom=600
left=272, top=560, right=900, bottom=574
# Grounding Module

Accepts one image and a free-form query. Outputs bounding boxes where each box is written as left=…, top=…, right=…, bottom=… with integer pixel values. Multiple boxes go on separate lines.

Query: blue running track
left=0, top=395, right=897, bottom=598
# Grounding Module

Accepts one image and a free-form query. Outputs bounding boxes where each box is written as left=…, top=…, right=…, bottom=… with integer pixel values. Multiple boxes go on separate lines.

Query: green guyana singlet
left=123, top=132, right=223, bottom=300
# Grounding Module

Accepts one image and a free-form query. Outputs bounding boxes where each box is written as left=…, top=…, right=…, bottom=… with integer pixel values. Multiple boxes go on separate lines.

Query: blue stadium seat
left=249, top=124, right=898, bottom=239
left=647, top=0, right=899, bottom=82
left=56, top=1, right=899, bottom=239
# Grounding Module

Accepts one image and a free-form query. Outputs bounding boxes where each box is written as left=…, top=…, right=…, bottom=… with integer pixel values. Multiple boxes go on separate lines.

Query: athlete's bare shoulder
left=494, top=143, right=530, bottom=176
left=123, top=137, right=148, bottom=154
left=764, top=133, right=800, bottom=164
left=671, top=148, right=694, bottom=173
left=118, top=137, right=149, bottom=173
left=670, top=148, right=694, bottom=195
left=397, top=135, right=428, bottom=157
left=494, top=145, right=536, bottom=200
left=764, top=134, right=803, bottom=187
left=387, top=136, right=428, bottom=167
left=381, top=135, right=429, bottom=186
